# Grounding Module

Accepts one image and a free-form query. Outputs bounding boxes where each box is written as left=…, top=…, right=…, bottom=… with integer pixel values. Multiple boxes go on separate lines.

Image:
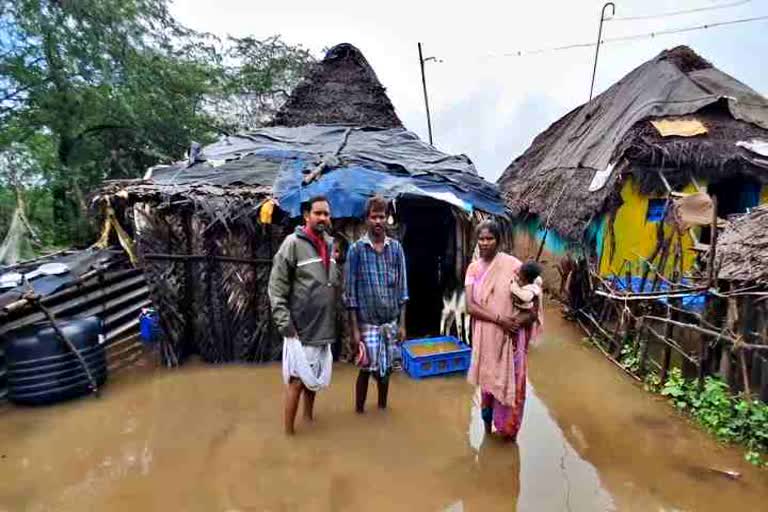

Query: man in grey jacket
left=268, top=195, right=339, bottom=435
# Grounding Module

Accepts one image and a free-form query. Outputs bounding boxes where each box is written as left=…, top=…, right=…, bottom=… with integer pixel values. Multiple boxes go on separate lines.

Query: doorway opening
left=399, top=198, right=457, bottom=338
left=701, top=175, right=761, bottom=243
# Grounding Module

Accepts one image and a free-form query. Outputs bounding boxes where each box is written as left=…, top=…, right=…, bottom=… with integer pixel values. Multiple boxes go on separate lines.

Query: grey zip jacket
left=268, top=226, right=339, bottom=346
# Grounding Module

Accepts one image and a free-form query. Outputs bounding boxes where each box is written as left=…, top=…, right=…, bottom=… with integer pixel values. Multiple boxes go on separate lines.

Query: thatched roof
left=271, top=43, right=403, bottom=128
left=99, top=125, right=505, bottom=218
left=98, top=43, right=505, bottom=219
left=618, top=106, right=768, bottom=195
left=717, top=205, right=768, bottom=285
left=499, top=46, right=768, bottom=241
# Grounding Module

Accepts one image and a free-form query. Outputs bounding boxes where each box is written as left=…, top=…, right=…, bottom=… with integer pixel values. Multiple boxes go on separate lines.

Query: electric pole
left=418, top=42, right=434, bottom=145
left=589, top=2, right=615, bottom=102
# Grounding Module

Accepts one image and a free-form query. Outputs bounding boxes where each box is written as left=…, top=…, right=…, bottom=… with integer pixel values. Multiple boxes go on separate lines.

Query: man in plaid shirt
left=345, top=195, right=409, bottom=413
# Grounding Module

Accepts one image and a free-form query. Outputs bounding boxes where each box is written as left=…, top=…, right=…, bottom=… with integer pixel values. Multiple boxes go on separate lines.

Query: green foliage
left=619, top=341, right=641, bottom=374
left=0, top=0, right=313, bottom=252
left=661, top=368, right=768, bottom=467
left=643, top=371, right=661, bottom=393
left=209, top=35, right=314, bottom=132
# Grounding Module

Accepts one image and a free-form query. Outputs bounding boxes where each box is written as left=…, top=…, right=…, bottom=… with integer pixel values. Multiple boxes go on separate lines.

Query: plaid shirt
left=344, top=234, right=409, bottom=325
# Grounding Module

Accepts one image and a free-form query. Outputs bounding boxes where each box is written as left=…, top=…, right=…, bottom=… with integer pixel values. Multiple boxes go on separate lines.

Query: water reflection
left=1, top=315, right=767, bottom=512
left=468, top=387, right=485, bottom=456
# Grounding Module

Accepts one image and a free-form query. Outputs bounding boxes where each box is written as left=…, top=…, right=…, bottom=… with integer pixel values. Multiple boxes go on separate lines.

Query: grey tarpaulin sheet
left=528, top=60, right=768, bottom=178
left=499, top=48, right=768, bottom=240
left=146, top=125, right=505, bottom=216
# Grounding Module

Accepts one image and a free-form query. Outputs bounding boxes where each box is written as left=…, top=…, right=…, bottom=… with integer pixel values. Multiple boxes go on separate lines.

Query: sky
left=171, top=0, right=768, bottom=182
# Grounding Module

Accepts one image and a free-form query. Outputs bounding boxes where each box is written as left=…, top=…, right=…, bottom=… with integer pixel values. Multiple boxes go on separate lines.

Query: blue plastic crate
left=401, top=336, right=471, bottom=379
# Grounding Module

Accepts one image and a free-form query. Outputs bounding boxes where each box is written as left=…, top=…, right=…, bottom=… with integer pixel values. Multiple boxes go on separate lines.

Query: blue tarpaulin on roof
left=148, top=125, right=506, bottom=218
left=273, top=163, right=494, bottom=218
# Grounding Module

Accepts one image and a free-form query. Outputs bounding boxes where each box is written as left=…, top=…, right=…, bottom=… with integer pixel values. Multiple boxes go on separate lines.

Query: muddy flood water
left=2, top=308, right=767, bottom=511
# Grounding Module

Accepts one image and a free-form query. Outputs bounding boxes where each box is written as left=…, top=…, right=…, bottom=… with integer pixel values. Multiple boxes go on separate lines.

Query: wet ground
left=1, top=308, right=767, bottom=511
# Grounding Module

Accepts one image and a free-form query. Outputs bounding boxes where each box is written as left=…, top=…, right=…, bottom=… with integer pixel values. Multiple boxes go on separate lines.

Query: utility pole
left=418, top=42, right=434, bottom=145
left=589, top=2, right=615, bottom=102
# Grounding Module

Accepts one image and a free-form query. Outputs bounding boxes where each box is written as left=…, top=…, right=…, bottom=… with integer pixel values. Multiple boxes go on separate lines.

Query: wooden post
left=698, top=327, right=709, bottom=390
left=625, top=266, right=633, bottom=293
left=659, top=308, right=674, bottom=384
left=740, top=347, right=752, bottom=401
left=597, top=296, right=611, bottom=325
left=640, top=235, right=664, bottom=293
left=708, top=196, right=719, bottom=287
left=610, top=303, right=625, bottom=358
left=637, top=323, right=650, bottom=374
left=652, top=234, right=672, bottom=291
left=725, top=297, right=739, bottom=392
left=618, top=312, right=638, bottom=359
left=740, top=296, right=753, bottom=400
left=660, top=242, right=681, bottom=385
left=670, top=232, right=682, bottom=287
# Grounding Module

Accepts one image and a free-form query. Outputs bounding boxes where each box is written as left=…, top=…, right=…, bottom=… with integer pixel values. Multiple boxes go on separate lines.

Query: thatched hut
left=499, top=46, right=768, bottom=294
left=714, top=205, right=768, bottom=401
left=717, top=204, right=768, bottom=286
left=96, top=43, right=505, bottom=365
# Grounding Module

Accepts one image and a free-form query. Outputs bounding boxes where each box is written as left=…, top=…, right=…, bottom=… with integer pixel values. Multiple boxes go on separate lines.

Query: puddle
left=0, top=306, right=766, bottom=511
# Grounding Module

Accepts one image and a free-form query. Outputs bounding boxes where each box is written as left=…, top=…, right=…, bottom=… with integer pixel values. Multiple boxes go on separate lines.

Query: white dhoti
left=282, top=337, right=333, bottom=391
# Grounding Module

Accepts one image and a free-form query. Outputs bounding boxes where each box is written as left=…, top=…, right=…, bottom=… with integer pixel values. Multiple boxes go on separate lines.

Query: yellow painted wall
left=599, top=178, right=700, bottom=276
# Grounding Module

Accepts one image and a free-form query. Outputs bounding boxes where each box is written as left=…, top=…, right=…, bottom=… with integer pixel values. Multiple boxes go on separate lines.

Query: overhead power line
left=496, top=14, right=768, bottom=58
left=608, top=0, right=752, bottom=22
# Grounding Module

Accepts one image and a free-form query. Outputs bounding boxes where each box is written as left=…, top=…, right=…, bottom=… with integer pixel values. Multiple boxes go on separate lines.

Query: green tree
left=207, top=35, right=314, bottom=133
left=0, top=0, right=313, bottom=249
left=1, top=0, right=220, bottom=245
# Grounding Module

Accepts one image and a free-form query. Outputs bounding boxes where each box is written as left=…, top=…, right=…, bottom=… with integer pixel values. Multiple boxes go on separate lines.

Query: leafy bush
left=661, top=368, right=768, bottom=467
left=619, top=342, right=641, bottom=374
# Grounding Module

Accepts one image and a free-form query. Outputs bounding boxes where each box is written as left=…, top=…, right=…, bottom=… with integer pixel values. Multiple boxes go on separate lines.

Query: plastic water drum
left=3, top=316, right=107, bottom=405
left=139, top=308, right=162, bottom=345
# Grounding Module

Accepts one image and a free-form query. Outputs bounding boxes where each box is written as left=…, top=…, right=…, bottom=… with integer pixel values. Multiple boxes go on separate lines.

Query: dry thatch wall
left=717, top=205, right=768, bottom=285
left=132, top=195, right=284, bottom=365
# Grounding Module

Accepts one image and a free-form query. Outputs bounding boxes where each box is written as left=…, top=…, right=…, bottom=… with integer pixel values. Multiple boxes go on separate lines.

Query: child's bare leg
left=355, top=370, right=369, bottom=413
left=375, top=373, right=390, bottom=409
left=284, top=378, right=303, bottom=435
left=302, top=388, right=316, bottom=421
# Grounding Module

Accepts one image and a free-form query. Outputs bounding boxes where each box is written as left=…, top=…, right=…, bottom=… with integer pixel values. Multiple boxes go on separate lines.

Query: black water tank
left=3, top=316, right=107, bottom=405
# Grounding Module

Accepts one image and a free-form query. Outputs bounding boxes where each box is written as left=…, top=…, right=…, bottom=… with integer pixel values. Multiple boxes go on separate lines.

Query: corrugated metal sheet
left=0, top=251, right=149, bottom=403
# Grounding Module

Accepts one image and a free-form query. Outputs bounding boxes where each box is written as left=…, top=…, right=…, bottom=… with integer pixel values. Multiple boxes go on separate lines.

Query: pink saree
left=465, top=252, right=539, bottom=440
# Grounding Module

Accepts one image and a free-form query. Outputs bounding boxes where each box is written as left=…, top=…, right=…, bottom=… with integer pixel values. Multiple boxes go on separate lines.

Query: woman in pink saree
left=465, top=220, right=540, bottom=441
